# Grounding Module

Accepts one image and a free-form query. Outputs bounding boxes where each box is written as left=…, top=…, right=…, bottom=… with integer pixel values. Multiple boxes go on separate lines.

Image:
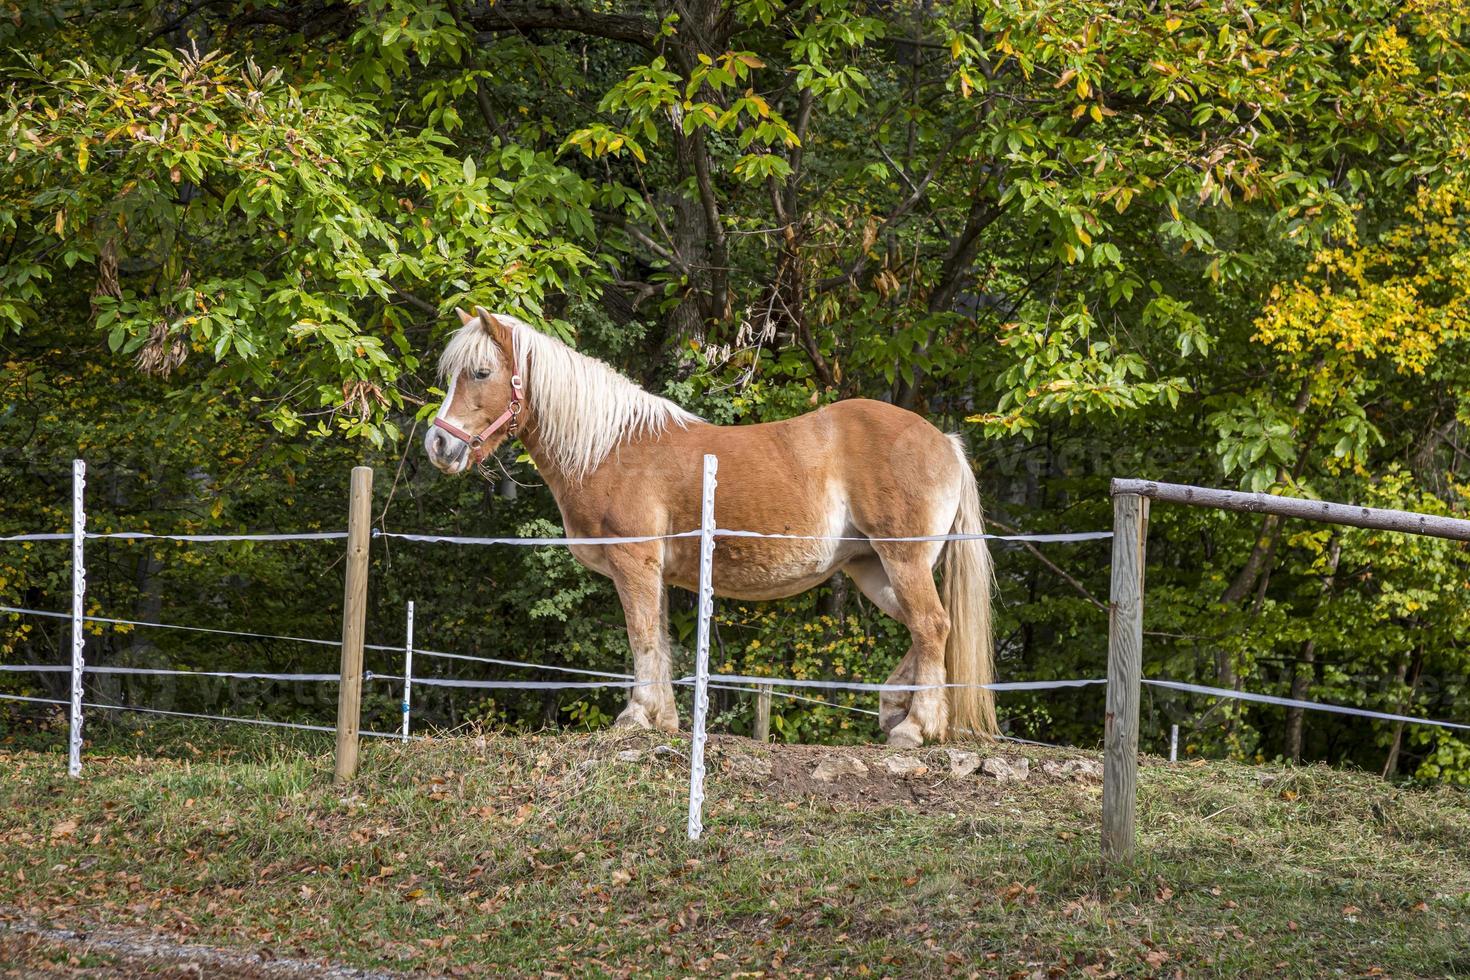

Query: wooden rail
left=1111, top=479, right=1470, bottom=542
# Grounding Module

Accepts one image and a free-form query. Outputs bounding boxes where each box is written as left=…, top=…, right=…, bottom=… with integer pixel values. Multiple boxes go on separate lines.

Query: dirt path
left=0, top=914, right=406, bottom=979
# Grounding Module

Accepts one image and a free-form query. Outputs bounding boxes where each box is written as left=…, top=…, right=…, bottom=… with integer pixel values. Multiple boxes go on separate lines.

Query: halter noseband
left=431, top=373, right=524, bottom=464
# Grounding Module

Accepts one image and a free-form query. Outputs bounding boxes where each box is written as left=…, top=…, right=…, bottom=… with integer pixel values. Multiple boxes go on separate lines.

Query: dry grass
left=1, top=722, right=1468, bottom=977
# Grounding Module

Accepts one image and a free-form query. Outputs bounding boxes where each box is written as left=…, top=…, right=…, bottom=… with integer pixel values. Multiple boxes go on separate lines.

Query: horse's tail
left=942, top=435, right=998, bottom=739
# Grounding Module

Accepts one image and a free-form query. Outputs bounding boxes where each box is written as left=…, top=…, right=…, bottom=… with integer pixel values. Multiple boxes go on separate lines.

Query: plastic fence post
left=687, top=454, right=718, bottom=841
left=401, top=601, right=415, bottom=743
left=68, top=459, right=87, bottom=779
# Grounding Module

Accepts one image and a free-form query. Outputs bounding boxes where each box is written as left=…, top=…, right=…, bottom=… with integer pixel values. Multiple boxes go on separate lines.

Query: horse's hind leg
left=870, top=547, right=951, bottom=748
left=844, top=557, right=916, bottom=734
left=608, top=550, right=679, bottom=733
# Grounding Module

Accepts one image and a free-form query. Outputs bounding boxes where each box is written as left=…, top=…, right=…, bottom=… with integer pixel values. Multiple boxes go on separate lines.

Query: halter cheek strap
left=432, top=374, right=524, bottom=463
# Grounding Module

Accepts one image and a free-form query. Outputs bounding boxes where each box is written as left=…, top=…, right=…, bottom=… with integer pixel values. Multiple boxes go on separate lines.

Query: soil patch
left=0, top=915, right=401, bottom=979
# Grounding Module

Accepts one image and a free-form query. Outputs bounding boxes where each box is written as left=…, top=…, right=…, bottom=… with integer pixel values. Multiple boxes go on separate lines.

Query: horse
left=423, top=307, right=997, bottom=746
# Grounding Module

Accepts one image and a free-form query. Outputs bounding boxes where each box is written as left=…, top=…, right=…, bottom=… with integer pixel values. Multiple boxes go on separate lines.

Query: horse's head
left=424, top=306, right=523, bottom=475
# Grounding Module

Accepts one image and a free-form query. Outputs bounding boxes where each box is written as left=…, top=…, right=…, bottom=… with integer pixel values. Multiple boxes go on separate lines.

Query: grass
left=1, top=719, right=1468, bottom=977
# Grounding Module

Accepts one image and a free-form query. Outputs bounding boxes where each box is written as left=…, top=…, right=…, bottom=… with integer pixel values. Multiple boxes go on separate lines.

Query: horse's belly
left=669, top=536, right=866, bottom=599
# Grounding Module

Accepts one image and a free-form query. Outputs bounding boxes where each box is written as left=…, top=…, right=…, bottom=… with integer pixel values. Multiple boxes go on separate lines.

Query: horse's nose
left=424, top=427, right=467, bottom=471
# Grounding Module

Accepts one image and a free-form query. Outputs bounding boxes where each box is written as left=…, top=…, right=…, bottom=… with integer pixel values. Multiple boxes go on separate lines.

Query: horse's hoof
left=886, top=722, right=923, bottom=749
left=614, top=704, right=654, bottom=730
left=878, top=706, right=907, bottom=734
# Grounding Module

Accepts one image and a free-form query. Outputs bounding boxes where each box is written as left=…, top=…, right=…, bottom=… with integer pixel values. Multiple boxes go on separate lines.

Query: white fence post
left=401, top=600, right=415, bottom=742
left=1169, top=723, right=1179, bottom=763
left=687, top=453, right=719, bottom=841
left=68, top=459, right=87, bottom=779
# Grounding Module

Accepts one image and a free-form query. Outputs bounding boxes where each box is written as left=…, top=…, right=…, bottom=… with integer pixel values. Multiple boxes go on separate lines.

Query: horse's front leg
left=609, top=551, right=679, bottom=733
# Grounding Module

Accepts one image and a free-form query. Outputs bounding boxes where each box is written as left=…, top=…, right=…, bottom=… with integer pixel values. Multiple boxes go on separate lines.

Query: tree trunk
left=1285, top=536, right=1342, bottom=762
left=1381, top=649, right=1423, bottom=780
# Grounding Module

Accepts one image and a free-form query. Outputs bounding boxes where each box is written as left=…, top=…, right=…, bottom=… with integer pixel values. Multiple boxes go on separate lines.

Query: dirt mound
left=702, top=735, right=1103, bottom=806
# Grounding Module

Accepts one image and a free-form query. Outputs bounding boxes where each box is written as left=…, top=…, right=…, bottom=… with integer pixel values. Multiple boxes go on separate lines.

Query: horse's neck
left=516, top=412, right=579, bottom=504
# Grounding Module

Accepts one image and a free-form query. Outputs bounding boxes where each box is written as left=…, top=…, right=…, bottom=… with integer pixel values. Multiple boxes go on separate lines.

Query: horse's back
left=566, top=397, right=965, bottom=596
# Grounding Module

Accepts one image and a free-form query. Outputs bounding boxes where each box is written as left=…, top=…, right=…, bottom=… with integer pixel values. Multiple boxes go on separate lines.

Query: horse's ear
left=455, top=307, right=474, bottom=326
left=473, top=305, right=514, bottom=351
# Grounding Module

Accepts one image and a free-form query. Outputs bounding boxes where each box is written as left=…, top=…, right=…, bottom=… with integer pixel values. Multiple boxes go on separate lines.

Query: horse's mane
left=438, top=313, right=699, bottom=482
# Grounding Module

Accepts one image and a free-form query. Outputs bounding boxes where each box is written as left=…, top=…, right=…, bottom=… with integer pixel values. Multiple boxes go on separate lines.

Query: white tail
left=942, top=435, right=998, bottom=738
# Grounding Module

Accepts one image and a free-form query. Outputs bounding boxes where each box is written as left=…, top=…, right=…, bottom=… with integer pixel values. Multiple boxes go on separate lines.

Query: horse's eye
left=472, top=368, right=492, bottom=381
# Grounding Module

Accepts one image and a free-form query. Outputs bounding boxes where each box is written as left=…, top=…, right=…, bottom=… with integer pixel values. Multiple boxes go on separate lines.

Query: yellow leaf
left=1089, top=104, right=1103, bottom=123
left=54, top=210, right=65, bottom=235
left=77, top=139, right=89, bottom=173
left=1076, top=76, right=1090, bottom=99
left=1165, top=17, right=1182, bottom=32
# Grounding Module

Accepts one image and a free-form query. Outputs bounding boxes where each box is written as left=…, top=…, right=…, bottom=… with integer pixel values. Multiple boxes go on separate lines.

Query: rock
left=615, top=749, right=644, bottom=762
left=980, top=756, right=1031, bottom=783
left=721, top=751, right=773, bottom=782
left=812, top=756, right=869, bottom=782
left=945, top=749, right=981, bottom=778
left=1041, top=759, right=1103, bottom=783
left=652, top=744, right=686, bottom=760
left=883, top=755, right=930, bottom=778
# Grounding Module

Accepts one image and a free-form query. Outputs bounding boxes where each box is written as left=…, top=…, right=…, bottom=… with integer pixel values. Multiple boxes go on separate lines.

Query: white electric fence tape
left=0, top=664, right=332, bottom=681
left=404, top=647, right=634, bottom=679
left=373, top=528, right=1110, bottom=546
left=0, top=604, right=343, bottom=648
left=686, top=673, right=1109, bottom=693
left=374, top=529, right=702, bottom=546
left=0, top=693, right=67, bottom=706
left=1143, top=678, right=1470, bottom=733
left=87, top=531, right=347, bottom=541
left=713, top=529, right=1114, bottom=543
left=366, top=672, right=650, bottom=691
left=79, top=698, right=402, bottom=738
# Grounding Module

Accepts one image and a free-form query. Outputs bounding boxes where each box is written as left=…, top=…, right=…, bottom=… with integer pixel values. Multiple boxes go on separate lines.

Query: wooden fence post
left=1102, top=491, right=1148, bottom=862
left=334, top=465, right=373, bottom=784
left=753, top=684, right=771, bottom=743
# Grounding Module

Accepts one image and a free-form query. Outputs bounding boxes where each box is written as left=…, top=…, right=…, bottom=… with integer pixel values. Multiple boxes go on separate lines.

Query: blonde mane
left=439, top=313, right=699, bottom=482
